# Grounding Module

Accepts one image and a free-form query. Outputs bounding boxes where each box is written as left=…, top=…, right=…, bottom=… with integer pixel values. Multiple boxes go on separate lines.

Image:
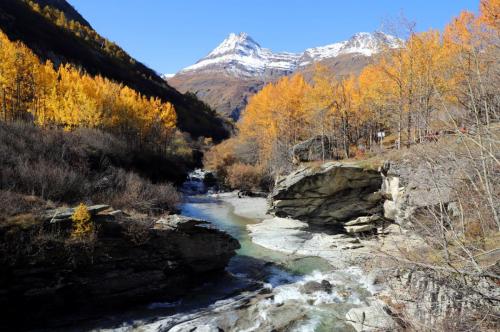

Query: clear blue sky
left=68, top=0, right=478, bottom=75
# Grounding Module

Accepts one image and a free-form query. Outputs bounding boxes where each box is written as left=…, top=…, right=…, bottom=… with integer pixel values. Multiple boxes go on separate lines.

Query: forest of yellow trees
left=206, top=0, right=499, bottom=188
left=0, top=29, right=177, bottom=148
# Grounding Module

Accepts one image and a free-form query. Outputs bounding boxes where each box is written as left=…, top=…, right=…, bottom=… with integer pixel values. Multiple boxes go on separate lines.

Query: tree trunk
left=321, top=117, right=325, bottom=162
left=2, top=88, right=6, bottom=122
left=397, top=106, right=402, bottom=150
left=343, top=115, right=349, bottom=158
left=407, top=101, right=412, bottom=148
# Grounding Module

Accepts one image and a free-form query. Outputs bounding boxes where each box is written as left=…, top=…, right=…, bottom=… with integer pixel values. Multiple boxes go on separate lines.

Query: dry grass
left=110, top=172, right=181, bottom=214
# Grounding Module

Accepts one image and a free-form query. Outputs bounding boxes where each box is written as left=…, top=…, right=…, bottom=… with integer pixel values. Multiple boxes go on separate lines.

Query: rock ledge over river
left=0, top=208, right=239, bottom=329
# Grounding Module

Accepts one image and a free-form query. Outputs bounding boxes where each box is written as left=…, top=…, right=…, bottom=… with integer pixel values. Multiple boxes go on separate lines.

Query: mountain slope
left=32, top=0, right=91, bottom=27
left=169, top=32, right=399, bottom=120
left=0, top=0, right=228, bottom=140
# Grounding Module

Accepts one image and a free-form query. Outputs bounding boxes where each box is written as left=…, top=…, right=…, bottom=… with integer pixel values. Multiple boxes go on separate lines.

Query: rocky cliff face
left=0, top=209, right=239, bottom=329
left=380, top=160, right=458, bottom=225
left=269, top=162, right=383, bottom=230
left=268, top=159, right=498, bottom=329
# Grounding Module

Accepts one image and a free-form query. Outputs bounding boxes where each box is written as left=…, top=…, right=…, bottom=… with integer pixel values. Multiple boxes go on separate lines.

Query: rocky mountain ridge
left=175, top=32, right=399, bottom=78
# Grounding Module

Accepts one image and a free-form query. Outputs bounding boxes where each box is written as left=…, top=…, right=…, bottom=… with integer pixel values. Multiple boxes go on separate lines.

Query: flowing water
left=95, top=171, right=374, bottom=331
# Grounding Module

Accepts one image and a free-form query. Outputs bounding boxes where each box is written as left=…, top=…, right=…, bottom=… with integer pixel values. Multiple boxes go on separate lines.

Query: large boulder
left=269, top=162, right=383, bottom=228
left=291, top=135, right=333, bottom=162
left=300, top=280, right=333, bottom=294
left=346, top=301, right=397, bottom=331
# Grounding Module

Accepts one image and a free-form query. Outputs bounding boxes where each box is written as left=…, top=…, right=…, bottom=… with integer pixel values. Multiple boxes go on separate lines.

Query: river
left=94, top=171, right=375, bottom=331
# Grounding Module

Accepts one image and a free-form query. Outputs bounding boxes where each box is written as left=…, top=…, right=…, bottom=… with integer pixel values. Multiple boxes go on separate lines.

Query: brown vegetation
left=0, top=121, right=182, bottom=216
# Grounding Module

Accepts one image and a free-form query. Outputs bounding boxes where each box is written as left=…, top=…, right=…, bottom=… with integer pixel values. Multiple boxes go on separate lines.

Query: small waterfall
left=181, top=169, right=210, bottom=195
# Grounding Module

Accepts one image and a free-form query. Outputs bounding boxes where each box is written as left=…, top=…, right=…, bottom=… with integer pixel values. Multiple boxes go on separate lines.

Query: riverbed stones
left=344, top=215, right=385, bottom=234
left=269, top=162, right=383, bottom=228
left=345, top=224, right=376, bottom=234
left=300, top=280, right=333, bottom=294
left=345, top=215, right=382, bottom=226
left=346, top=301, right=397, bottom=332
left=248, top=217, right=374, bottom=267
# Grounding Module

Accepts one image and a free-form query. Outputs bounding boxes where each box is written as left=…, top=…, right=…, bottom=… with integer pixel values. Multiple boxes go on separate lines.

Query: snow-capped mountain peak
left=173, top=32, right=399, bottom=78
left=179, top=32, right=300, bottom=77
left=341, top=31, right=400, bottom=56
left=207, top=32, right=261, bottom=58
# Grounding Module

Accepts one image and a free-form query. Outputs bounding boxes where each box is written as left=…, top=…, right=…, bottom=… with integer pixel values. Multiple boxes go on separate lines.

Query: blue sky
left=68, top=0, right=478, bottom=75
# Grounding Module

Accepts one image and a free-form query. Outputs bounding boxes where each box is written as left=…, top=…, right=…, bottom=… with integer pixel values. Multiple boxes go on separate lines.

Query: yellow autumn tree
left=71, top=203, right=94, bottom=239
left=358, top=63, right=394, bottom=147
left=479, top=0, right=500, bottom=30
left=443, top=9, right=498, bottom=125
left=0, top=29, right=178, bottom=148
left=302, top=64, right=336, bottom=160
left=238, top=74, right=308, bottom=174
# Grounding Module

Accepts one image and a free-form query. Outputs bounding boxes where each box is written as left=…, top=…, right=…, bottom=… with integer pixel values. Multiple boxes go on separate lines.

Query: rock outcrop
left=379, top=269, right=500, bottom=330
left=344, top=215, right=385, bottom=234
left=380, top=160, right=458, bottom=225
left=269, top=162, right=383, bottom=229
left=346, top=301, right=397, bottom=332
left=291, top=135, right=333, bottom=162
left=0, top=208, right=239, bottom=329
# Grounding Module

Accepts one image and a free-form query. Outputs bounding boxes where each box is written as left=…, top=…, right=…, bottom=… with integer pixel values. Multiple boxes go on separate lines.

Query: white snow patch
left=161, top=73, right=175, bottom=79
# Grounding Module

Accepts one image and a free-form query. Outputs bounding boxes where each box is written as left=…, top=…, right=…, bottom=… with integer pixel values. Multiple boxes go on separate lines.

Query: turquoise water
left=181, top=195, right=333, bottom=276
left=175, top=195, right=372, bottom=331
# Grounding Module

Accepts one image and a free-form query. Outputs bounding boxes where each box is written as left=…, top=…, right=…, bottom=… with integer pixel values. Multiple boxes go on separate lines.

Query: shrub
left=203, top=138, right=237, bottom=182
left=0, top=190, right=51, bottom=219
left=124, top=217, right=155, bottom=245
left=226, top=163, right=264, bottom=191
left=204, top=137, right=272, bottom=191
left=111, top=172, right=181, bottom=214
left=70, top=203, right=94, bottom=239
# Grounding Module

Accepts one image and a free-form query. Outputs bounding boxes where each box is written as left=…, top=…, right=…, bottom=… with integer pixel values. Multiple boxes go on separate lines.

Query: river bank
left=55, top=156, right=496, bottom=331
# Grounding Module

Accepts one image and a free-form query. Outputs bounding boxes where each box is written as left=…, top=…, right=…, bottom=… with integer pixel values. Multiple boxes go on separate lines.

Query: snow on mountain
left=161, top=73, right=175, bottom=79
left=300, top=32, right=400, bottom=65
left=170, top=32, right=400, bottom=78
left=179, top=33, right=300, bottom=77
